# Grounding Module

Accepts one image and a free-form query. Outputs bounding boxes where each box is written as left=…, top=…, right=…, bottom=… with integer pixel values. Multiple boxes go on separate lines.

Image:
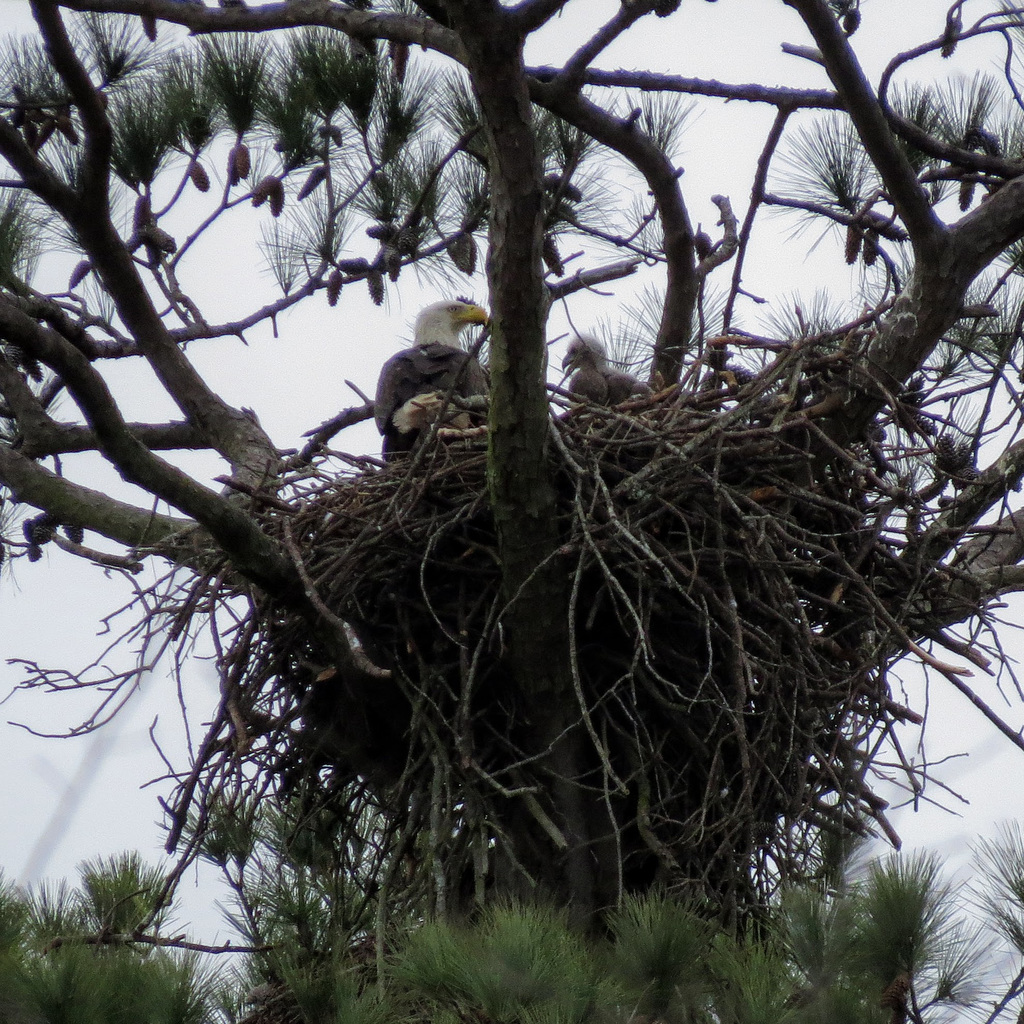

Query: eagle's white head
left=414, top=299, right=489, bottom=348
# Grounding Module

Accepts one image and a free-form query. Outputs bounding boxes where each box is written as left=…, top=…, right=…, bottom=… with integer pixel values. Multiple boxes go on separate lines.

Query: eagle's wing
left=375, top=343, right=487, bottom=453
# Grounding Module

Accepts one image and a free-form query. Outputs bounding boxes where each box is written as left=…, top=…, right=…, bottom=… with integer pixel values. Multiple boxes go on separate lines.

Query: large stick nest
left=171, top=362, right=967, bottom=920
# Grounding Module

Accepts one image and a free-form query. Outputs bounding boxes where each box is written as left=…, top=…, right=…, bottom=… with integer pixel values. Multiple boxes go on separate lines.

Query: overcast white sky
left=2, top=0, right=1023, bottom=941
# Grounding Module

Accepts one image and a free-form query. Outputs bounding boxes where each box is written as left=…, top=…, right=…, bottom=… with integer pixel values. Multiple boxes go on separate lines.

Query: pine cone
left=63, top=523, right=85, bottom=544
left=952, top=440, right=975, bottom=475
left=366, top=222, right=397, bottom=242
left=842, top=8, right=860, bottom=35
left=319, top=124, right=344, bottom=148
left=447, top=234, right=477, bottom=275
left=69, top=260, right=92, bottom=290
left=141, top=224, right=178, bottom=254
left=141, top=12, right=157, bottom=41
left=189, top=161, right=211, bottom=193
left=394, top=225, right=415, bottom=255
left=23, top=513, right=58, bottom=546
left=384, top=244, right=402, bottom=282
left=544, top=173, right=583, bottom=202
left=367, top=269, right=385, bottom=305
left=336, top=257, right=370, bottom=275
left=228, top=142, right=251, bottom=186
left=958, top=179, right=975, bottom=212
left=27, top=544, right=43, bottom=563
left=879, top=971, right=911, bottom=1024
left=297, top=165, right=327, bottom=201
left=11, top=86, right=26, bottom=129
left=861, top=229, right=879, bottom=266
left=54, top=109, right=79, bottom=145
left=268, top=179, right=285, bottom=218
left=964, top=125, right=1001, bottom=156
left=133, top=194, right=152, bottom=230
left=903, top=375, right=925, bottom=406
left=250, top=175, right=278, bottom=208
left=935, top=435, right=957, bottom=473
left=940, top=14, right=961, bottom=58
left=542, top=234, right=564, bottom=276
left=326, top=269, right=343, bottom=307
left=251, top=176, right=286, bottom=216
left=388, top=40, right=409, bottom=82
left=844, top=223, right=861, bottom=265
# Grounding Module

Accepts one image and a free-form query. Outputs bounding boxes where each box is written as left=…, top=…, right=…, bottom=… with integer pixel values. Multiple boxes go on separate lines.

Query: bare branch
left=546, top=256, right=643, bottom=302
left=56, top=0, right=461, bottom=58
left=532, top=67, right=841, bottom=110
left=0, top=296, right=298, bottom=594
left=723, top=108, right=791, bottom=333
left=0, top=443, right=189, bottom=549
left=545, top=1, right=656, bottom=97
left=18, top=420, right=209, bottom=459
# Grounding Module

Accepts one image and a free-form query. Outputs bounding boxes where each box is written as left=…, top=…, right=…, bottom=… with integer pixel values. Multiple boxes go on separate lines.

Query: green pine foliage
left=8, top=833, right=1024, bottom=1023
left=0, top=12, right=663, bottom=316
left=0, top=865, right=222, bottom=1024
left=778, top=114, right=879, bottom=217
left=0, top=191, right=39, bottom=289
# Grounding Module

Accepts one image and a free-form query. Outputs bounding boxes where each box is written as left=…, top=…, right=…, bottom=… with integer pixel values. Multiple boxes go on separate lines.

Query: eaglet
left=375, top=299, right=489, bottom=459
left=562, top=334, right=651, bottom=405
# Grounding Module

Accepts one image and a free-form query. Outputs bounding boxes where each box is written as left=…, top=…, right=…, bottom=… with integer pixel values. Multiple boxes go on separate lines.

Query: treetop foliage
left=5, top=826, right=1024, bottom=1023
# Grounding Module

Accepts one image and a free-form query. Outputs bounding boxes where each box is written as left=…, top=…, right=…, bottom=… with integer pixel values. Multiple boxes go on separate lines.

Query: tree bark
left=441, top=0, right=608, bottom=924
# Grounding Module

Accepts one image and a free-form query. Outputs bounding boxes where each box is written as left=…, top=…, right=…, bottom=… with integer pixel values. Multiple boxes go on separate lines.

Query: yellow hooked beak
left=454, top=303, right=489, bottom=329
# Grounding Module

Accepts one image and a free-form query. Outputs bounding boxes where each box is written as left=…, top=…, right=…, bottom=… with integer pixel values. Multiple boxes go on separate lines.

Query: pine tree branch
left=26, top=2, right=284, bottom=490
left=0, top=350, right=56, bottom=441
left=886, top=114, right=1024, bottom=178
left=31, top=0, right=112, bottom=208
left=831, top=173, right=1024, bottom=444
left=544, top=1, right=656, bottom=98
left=0, top=443, right=188, bottom=550
left=19, top=420, right=209, bottom=459
left=56, top=0, right=461, bottom=59
left=528, top=67, right=841, bottom=109
left=899, top=440, right=1024, bottom=619
left=0, top=296, right=299, bottom=595
left=968, top=563, right=1024, bottom=598
left=723, top=108, right=791, bottom=333
left=950, top=174, right=1024, bottom=280
left=546, top=256, right=643, bottom=301
left=531, top=83, right=696, bottom=384
left=508, top=0, right=570, bottom=32
left=783, top=0, right=943, bottom=251
left=762, top=193, right=910, bottom=241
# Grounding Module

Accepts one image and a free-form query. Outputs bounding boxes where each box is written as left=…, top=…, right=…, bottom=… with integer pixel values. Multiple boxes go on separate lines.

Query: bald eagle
left=562, top=334, right=651, bottom=405
left=375, top=299, right=490, bottom=459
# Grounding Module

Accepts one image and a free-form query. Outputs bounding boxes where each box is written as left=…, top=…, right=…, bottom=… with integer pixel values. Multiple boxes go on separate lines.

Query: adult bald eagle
left=375, top=299, right=489, bottom=459
left=562, top=334, right=651, bottom=405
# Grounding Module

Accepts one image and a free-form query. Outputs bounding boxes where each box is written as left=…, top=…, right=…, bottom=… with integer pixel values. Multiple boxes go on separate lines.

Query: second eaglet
left=374, top=299, right=489, bottom=459
left=562, top=334, right=651, bottom=405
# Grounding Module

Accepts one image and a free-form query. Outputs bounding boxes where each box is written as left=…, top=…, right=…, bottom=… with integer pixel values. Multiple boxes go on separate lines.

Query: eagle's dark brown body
left=374, top=300, right=489, bottom=459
